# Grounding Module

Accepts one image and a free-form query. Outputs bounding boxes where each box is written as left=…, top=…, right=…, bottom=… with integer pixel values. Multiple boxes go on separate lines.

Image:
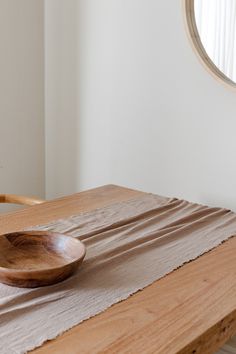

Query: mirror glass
left=194, top=0, right=236, bottom=83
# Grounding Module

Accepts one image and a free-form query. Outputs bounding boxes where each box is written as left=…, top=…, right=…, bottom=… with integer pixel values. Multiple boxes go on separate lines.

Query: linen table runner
left=1, top=194, right=236, bottom=353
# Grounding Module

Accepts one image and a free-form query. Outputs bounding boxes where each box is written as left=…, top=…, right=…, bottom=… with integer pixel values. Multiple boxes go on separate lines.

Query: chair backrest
left=0, top=194, right=45, bottom=206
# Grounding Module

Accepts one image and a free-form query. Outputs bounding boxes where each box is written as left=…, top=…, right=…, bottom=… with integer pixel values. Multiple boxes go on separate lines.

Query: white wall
left=46, top=0, right=236, bottom=211
left=45, top=0, right=79, bottom=199
left=0, top=0, right=45, bottom=205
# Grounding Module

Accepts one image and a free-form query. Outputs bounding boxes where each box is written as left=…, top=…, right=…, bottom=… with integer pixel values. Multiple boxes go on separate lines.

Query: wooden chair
left=0, top=194, right=45, bottom=206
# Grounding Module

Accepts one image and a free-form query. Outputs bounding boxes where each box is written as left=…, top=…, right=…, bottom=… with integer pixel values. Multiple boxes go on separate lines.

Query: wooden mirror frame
left=184, top=0, right=236, bottom=89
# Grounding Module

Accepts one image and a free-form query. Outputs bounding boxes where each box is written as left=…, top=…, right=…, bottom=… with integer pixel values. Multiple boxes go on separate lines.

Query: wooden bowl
left=0, top=231, right=86, bottom=288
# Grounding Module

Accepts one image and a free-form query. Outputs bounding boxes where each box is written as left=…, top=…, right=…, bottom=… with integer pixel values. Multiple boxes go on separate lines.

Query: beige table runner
left=1, top=194, right=236, bottom=354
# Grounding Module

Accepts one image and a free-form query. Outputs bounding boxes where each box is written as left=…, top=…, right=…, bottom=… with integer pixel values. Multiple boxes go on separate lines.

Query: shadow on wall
left=45, top=0, right=79, bottom=199
left=0, top=204, right=22, bottom=214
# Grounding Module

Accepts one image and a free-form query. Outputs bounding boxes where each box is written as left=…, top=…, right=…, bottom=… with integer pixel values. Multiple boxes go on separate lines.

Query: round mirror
left=185, top=0, right=236, bottom=86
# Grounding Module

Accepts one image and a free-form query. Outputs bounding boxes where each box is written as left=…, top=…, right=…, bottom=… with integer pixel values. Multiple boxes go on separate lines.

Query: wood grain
left=0, top=185, right=235, bottom=353
left=0, top=231, right=85, bottom=288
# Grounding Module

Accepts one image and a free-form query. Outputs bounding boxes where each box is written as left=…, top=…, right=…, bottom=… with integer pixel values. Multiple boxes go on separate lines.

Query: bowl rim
left=0, top=230, right=86, bottom=274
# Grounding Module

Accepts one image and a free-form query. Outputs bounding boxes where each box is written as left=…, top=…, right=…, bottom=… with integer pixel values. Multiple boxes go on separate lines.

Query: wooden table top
left=1, top=185, right=235, bottom=354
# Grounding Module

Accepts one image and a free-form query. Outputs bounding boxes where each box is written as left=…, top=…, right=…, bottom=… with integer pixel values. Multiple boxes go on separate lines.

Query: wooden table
left=1, top=185, right=236, bottom=354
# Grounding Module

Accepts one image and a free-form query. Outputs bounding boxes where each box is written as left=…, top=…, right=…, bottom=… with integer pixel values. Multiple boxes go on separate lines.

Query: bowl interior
left=0, top=231, right=85, bottom=271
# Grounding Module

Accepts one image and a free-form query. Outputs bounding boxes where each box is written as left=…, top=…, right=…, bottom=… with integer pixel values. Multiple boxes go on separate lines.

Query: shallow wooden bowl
left=0, top=231, right=86, bottom=288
